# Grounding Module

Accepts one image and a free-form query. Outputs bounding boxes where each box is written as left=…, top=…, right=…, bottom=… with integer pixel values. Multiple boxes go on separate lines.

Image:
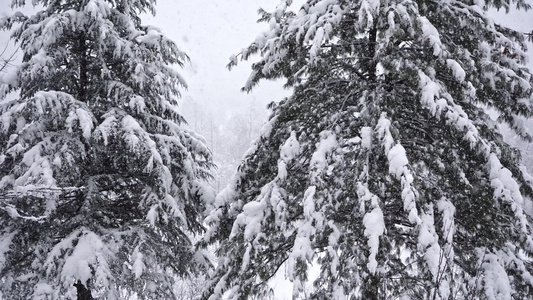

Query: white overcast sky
left=141, top=0, right=291, bottom=118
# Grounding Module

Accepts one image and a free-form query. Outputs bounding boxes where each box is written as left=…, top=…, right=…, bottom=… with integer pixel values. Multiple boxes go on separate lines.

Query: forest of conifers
left=1, top=0, right=533, bottom=299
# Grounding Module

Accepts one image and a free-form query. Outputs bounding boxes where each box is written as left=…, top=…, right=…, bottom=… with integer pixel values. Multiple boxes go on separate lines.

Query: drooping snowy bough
left=0, top=0, right=213, bottom=299
left=203, top=0, right=533, bottom=299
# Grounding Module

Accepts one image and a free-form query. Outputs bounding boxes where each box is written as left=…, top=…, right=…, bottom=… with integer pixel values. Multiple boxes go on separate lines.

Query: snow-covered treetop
left=230, top=0, right=533, bottom=138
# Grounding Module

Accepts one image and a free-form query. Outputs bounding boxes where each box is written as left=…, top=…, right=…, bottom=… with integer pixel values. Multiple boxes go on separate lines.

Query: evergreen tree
left=0, top=0, right=213, bottom=299
left=203, top=0, right=533, bottom=299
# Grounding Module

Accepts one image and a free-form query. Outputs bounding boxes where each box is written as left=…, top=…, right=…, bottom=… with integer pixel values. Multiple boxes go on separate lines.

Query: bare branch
left=0, top=41, right=17, bottom=73
left=526, top=31, right=533, bottom=43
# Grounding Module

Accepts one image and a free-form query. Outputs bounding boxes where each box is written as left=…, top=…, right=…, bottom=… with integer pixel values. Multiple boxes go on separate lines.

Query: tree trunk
left=74, top=280, right=94, bottom=300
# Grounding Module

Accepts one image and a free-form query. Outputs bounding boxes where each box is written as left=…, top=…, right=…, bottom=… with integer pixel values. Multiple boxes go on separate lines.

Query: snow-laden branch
left=0, top=187, right=85, bottom=221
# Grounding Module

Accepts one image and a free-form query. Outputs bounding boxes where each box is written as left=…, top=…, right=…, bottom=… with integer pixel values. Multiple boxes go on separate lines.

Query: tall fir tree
left=0, top=0, right=213, bottom=299
left=203, top=0, right=533, bottom=299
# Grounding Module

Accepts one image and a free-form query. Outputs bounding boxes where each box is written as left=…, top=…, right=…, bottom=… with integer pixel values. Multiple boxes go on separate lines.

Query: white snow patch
left=481, top=252, right=512, bottom=300
left=0, top=67, right=18, bottom=86
left=240, top=200, right=267, bottom=241
left=147, top=205, right=159, bottom=226
left=387, top=144, right=409, bottom=178
left=446, top=59, right=466, bottom=82
left=131, top=245, right=145, bottom=279
left=418, top=16, right=442, bottom=56
left=363, top=198, right=385, bottom=274
left=376, top=114, right=420, bottom=224
left=310, top=130, right=337, bottom=170
left=488, top=154, right=529, bottom=235
left=418, top=205, right=441, bottom=281
left=419, top=70, right=446, bottom=116
left=360, top=126, right=372, bottom=149
left=376, top=113, right=394, bottom=152
left=33, top=282, right=54, bottom=298
left=277, top=131, right=300, bottom=181
left=61, top=231, right=107, bottom=285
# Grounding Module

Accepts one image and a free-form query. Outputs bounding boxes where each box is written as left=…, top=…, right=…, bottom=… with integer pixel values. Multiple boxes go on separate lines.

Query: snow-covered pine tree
left=0, top=0, right=213, bottom=299
left=202, top=0, right=533, bottom=299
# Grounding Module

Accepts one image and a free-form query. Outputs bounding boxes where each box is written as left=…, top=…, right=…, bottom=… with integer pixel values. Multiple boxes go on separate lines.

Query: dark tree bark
left=74, top=280, right=94, bottom=300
